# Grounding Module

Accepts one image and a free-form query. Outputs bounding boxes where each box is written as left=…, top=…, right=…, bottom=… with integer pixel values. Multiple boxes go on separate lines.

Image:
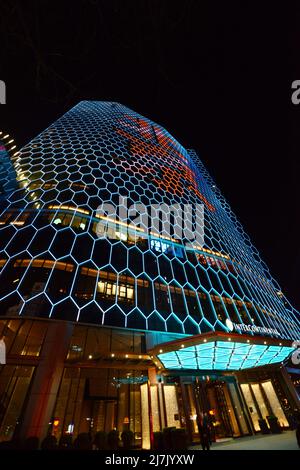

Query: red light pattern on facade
left=116, top=115, right=215, bottom=212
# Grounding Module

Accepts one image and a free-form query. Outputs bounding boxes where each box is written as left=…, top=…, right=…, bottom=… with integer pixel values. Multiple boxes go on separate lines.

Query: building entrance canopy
left=150, top=332, right=296, bottom=371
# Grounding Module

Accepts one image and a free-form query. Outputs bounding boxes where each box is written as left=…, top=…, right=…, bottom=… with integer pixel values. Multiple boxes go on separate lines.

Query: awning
left=149, top=332, right=296, bottom=371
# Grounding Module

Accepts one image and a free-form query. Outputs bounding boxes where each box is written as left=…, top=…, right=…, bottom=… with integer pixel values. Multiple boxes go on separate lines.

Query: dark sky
left=0, top=1, right=300, bottom=309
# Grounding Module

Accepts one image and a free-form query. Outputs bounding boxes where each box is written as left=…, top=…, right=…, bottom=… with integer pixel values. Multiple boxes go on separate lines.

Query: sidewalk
left=191, top=431, right=300, bottom=450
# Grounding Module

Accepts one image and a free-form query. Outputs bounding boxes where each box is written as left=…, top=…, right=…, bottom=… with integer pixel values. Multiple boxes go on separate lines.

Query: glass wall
left=223, top=383, right=240, bottom=436
left=0, top=319, right=49, bottom=442
left=52, top=366, right=146, bottom=445
left=240, top=380, right=289, bottom=431
left=0, top=365, right=34, bottom=442
left=0, top=319, right=47, bottom=357
left=181, top=378, right=251, bottom=440
left=261, top=381, right=289, bottom=427
left=240, top=383, right=260, bottom=431
left=186, top=384, right=198, bottom=434
left=0, top=319, right=149, bottom=445
left=67, top=325, right=145, bottom=362
left=251, top=384, right=269, bottom=421
left=227, top=382, right=249, bottom=435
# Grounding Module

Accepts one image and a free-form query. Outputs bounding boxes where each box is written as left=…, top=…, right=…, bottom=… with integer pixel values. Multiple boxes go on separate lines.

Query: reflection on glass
left=224, top=383, right=240, bottom=436
left=228, top=382, right=249, bottom=434
left=0, top=365, right=34, bottom=442
left=240, top=383, right=260, bottom=431
left=251, top=383, right=269, bottom=421
left=261, top=381, right=289, bottom=427
left=187, top=384, right=198, bottom=434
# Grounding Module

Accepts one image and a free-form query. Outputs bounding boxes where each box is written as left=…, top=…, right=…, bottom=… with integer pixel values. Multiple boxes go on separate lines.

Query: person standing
left=197, top=413, right=211, bottom=451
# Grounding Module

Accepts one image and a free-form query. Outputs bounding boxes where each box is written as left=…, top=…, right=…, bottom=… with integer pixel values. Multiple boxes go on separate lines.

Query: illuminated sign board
left=225, top=318, right=280, bottom=337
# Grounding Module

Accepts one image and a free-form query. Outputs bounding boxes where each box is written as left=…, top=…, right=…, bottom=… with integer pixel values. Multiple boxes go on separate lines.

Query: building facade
left=0, top=102, right=299, bottom=447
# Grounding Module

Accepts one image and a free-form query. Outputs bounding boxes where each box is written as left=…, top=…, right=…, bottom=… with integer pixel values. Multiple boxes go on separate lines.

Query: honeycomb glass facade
left=0, top=101, right=299, bottom=341
left=0, top=102, right=299, bottom=447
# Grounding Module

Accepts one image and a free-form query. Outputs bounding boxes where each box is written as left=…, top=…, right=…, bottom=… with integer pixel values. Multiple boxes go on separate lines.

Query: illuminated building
left=0, top=131, right=19, bottom=198
left=0, top=102, right=299, bottom=447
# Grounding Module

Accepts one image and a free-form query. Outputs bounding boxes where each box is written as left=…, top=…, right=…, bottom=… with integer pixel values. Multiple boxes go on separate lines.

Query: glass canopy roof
left=157, top=340, right=295, bottom=371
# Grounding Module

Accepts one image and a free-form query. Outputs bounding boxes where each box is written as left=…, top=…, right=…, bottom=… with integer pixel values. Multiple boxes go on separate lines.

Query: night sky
left=0, top=1, right=300, bottom=309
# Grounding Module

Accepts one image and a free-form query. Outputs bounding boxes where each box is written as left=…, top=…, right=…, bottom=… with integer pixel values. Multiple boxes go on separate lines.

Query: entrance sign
left=225, top=318, right=280, bottom=337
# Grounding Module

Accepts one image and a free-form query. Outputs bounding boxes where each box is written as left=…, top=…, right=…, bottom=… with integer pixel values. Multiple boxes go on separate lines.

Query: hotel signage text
left=226, top=319, right=280, bottom=337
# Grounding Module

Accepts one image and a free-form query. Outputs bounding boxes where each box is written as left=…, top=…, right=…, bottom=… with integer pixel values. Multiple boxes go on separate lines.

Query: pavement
left=191, top=431, right=300, bottom=450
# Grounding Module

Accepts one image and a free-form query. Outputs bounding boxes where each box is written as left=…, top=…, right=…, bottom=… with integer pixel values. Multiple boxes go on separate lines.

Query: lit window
left=97, top=279, right=134, bottom=301
left=106, top=283, right=112, bottom=296
left=97, top=281, right=106, bottom=293
left=53, top=218, right=62, bottom=225
left=119, top=285, right=126, bottom=297
left=150, top=239, right=168, bottom=253
left=116, top=231, right=127, bottom=241
left=173, top=245, right=184, bottom=258
left=127, top=287, right=134, bottom=299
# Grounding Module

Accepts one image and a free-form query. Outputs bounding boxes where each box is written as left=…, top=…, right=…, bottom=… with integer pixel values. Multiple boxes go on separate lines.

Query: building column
left=148, top=367, right=157, bottom=385
left=158, top=380, right=167, bottom=430
left=19, top=321, right=74, bottom=442
left=147, top=367, right=157, bottom=447
left=179, top=377, right=193, bottom=444
left=105, top=402, right=115, bottom=433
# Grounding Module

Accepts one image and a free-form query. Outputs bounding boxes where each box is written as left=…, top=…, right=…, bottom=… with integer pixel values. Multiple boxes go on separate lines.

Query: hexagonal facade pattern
left=0, top=101, right=299, bottom=341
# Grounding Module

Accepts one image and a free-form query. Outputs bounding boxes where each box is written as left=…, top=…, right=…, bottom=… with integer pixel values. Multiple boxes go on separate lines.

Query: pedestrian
left=199, top=423, right=211, bottom=451
left=198, top=413, right=211, bottom=451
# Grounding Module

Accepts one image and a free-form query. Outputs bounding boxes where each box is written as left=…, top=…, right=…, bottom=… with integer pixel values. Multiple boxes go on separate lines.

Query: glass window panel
left=0, top=366, right=34, bottom=442
left=261, top=381, right=289, bottom=427
left=250, top=383, right=269, bottom=422
left=240, top=384, right=261, bottom=432
left=228, top=382, right=249, bottom=435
